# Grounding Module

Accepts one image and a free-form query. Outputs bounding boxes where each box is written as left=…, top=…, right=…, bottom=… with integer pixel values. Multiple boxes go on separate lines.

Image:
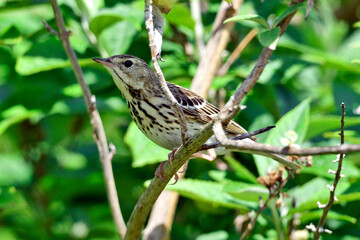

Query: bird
left=93, top=54, right=301, bottom=180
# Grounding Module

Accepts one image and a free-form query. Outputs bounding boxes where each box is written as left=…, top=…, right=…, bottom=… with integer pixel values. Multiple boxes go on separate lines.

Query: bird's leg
left=155, top=148, right=217, bottom=183
left=190, top=149, right=217, bottom=161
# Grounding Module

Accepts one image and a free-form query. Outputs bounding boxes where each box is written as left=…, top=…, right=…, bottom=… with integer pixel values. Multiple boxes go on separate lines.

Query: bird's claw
left=168, top=147, right=178, bottom=164
left=156, top=148, right=182, bottom=184
left=155, top=161, right=167, bottom=182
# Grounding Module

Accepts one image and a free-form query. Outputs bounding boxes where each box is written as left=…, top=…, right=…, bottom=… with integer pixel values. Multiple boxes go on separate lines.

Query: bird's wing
left=166, top=82, right=248, bottom=136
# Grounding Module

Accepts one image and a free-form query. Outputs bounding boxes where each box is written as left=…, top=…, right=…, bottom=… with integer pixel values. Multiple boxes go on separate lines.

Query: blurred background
left=0, top=0, right=360, bottom=239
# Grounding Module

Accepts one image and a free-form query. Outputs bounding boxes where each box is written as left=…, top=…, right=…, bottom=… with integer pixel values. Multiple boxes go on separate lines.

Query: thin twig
left=198, top=125, right=275, bottom=151
left=46, top=1, right=127, bottom=238
left=217, top=28, right=258, bottom=76
left=240, top=178, right=288, bottom=240
left=42, top=20, right=59, bottom=36
left=313, top=103, right=346, bottom=239
left=215, top=129, right=360, bottom=156
left=145, top=0, right=190, bottom=143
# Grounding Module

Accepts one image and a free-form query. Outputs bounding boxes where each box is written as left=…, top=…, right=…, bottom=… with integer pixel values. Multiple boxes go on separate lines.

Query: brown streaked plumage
left=93, top=55, right=301, bottom=170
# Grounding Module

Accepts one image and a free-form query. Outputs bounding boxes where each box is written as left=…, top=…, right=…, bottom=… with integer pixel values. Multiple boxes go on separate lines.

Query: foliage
left=0, top=0, right=360, bottom=239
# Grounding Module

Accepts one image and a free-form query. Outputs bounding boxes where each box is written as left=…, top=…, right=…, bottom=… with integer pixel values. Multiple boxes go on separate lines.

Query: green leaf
left=165, top=4, right=195, bottom=30
left=0, top=153, right=33, bottom=186
left=89, top=12, right=125, bottom=37
left=165, top=179, right=256, bottom=211
left=196, top=230, right=229, bottom=240
left=53, top=146, right=88, bottom=170
left=223, top=156, right=258, bottom=183
left=353, top=21, right=360, bottom=28
left=0, top=4, right=53, bottom=35
left=273, top=3, right=305, bottom=27
left=0, top=227, right=18, bottom=240
left=323, top=130, right=360, bottom=144
left=306, top=115, right=360, bottom=140
left=208, top=170, right=227, bottom=182
left=89, top=4, right=142, bottom=36
left=0, top=187, right=19, bottom=207
left=254, top=99, right=310, bottom=175
left=223, top=181, right=268, bottom=202
left=98, top=21, right=137, bottom=56
left=279, top=40, right=360, bottom=74
left=258, top=27, right=281, bottom=49
left=124, top=122, right=168, bottom=167
left=0, top=105, right=42, bottom=135
left=75, top=0, right=104, bottom=17
left=224, top=15, right=269, bottom=28
left=300, top=210, right=357, bottom=224
left=288, top=178, right=350, bottom=214
left=300, top=154, right=360, bottom=179
left=15, top=56, right=93, bottom=75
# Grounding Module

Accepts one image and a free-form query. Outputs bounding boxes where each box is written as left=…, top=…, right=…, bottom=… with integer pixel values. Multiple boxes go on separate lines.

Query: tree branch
left=214, top=125, right=360, bottom=156
left=124, top=1, right=306, bottom=239
left=46, top=1, right=126, bottom=238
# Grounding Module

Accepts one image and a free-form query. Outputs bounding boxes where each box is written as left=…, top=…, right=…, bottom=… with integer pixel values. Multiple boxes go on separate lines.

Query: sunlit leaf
left=0, top=105, right=43, bottom=135
left=196, top=230, right=229, bottom=240
left=300, top=210, right=357, bottom=224
left=306, top=115, right=360, bottom=140
left=16, top=56, right=93, bottom=75
left=124, top=122, right=168, bottom=167
left=164, top=179, right=255, bottom=211
left=224, top=15, right=269, bottom=28
left=223, top=156, right=258, bottom=183
left=258, top=27, right=280, bottom=49
left=254, top=99, right=310, bottom=175
left=273, top=3, right=305, bottom=27
left=223, top=181, right=268, bottom=202
left=98, top=21, right=137, bottom=56
left=0, top=153, right=33, bottom=186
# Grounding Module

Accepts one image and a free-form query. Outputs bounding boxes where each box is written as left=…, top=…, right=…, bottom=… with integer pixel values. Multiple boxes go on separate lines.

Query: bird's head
left=93, top=55, right=156, bottom=91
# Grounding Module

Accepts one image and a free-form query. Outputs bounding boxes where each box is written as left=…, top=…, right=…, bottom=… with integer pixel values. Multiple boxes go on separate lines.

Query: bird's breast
left=126, top=97, right=183, bottom=150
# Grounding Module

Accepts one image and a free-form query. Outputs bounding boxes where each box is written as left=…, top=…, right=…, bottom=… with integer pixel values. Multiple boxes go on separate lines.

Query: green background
left=0, top=0, right=360, bottom=239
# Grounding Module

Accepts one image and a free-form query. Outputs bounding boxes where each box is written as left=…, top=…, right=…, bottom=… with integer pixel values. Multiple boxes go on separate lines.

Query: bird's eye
left=124, top=60, right=133, bottom=68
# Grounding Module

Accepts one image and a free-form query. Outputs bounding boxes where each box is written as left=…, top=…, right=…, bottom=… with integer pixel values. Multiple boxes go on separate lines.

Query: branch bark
left=47, top=1, right=126, bottom=238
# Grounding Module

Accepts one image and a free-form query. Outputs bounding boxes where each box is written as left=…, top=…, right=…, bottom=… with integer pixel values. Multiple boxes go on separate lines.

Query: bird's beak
left=92, top=57, right=113, bottom=68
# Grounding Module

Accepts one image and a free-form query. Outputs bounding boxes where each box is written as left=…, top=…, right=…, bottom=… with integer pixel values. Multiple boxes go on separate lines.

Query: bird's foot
left=168, top=147, right=178, bottom=164
left=190, top=149, right=217, bottom=161
left=156, top=149, right=217, bottom=184
left=155, top=161, right=180, bottom=184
